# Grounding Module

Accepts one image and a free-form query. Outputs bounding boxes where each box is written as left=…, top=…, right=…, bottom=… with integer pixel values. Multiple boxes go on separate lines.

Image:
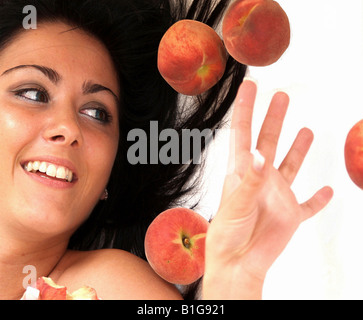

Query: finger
left=227, top=79, right=257, bottom=174
left=300, top=186, right=334, bottom=221
left=220, top=150, right=266, bottom=221
left=231, top=79, right=257, bottom=150
left=256, top=91, right=290, bottom=163
left=279, top=128, right=314, bottom=185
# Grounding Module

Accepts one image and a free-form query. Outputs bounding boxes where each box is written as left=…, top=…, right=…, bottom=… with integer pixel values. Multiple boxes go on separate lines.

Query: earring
left=102, top=189, right=109, bottom=201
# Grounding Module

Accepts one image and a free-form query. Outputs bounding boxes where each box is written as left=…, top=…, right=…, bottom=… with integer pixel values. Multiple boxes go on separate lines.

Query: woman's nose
left=43, top=105, right=83, bottom=147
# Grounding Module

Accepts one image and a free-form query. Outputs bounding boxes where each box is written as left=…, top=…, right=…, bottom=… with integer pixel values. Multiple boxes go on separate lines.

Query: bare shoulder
left=51, top=249, right=183, bottom=300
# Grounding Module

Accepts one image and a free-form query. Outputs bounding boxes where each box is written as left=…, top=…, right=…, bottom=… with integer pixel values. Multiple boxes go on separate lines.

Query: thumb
left=219, top=150, right=267, bottom=221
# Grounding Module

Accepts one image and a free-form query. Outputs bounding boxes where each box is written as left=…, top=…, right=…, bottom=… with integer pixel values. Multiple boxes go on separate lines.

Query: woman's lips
left=21, top=157, right=78, bottom=188
left=24, top=160, right=74, bottom=182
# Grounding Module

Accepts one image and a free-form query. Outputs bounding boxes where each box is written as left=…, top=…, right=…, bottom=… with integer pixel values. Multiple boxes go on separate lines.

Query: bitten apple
left=222, top=0, right=290, bottom=66
left=157, top=19, right=227, bottom=96
left=145, top=207, right=209, bottom=285
left=32, top=276, right=99, bottom=300
left=345, top=119, right=363, bottom=189
left=36, top=277, right=68, bottom=300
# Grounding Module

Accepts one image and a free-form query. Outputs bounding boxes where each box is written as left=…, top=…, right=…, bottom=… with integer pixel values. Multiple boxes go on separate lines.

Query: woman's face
left=0, top=22, right=120, bottom=238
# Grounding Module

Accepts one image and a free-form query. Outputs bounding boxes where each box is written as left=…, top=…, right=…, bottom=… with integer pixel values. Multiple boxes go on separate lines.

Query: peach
left=36, top=277, right=67, bottom=300
left=31, top=276, right=99, bottom=300
left=157, top=19, right=227, bottom=96
left=222, top=0, right=290, bottom=66
left=144, top=207, right=209, bottom=285
left=345, top=120, right=363, bottom=189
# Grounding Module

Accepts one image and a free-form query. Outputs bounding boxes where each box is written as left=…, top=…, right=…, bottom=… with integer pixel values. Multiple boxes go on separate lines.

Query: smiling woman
left=0, top=0, right=247, bottom=300
left=0, top=21, right=127, bottom=298
left=0, top=22, right=119, bottom=236
left=0, top=0, right=333, bottom=301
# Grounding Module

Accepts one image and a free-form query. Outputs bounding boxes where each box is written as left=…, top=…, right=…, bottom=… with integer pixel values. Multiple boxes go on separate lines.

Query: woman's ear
left=100, top=189, right=108, bottom=201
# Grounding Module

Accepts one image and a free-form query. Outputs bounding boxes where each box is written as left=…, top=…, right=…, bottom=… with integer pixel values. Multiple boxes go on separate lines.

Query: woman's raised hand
left=202, top=79, right=333, bottom=299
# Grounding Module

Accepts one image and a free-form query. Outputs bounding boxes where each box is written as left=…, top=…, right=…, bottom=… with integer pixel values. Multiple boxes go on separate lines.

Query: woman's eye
left=15, top=88, right=49, bottom=103
left=82, top=107, right=112, bottom=123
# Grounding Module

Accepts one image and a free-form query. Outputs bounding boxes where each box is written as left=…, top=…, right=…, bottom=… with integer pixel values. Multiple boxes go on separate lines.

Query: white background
left=196, top=0, right=363, bottom=299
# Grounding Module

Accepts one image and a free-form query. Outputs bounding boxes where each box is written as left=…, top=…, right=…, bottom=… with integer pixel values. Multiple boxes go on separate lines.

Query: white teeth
left=46, top=164, right=56, bottom=178
left=25, top=162, right=33, bottom=172
left=67, top=170, right=73, bottom=183
left=39, top=162, right=47, bottom=173
left=56, top=166, right=66, bottom=180
left=33, top=161, right=40, bottom=171
left=24, top=161, right=74, bottom=182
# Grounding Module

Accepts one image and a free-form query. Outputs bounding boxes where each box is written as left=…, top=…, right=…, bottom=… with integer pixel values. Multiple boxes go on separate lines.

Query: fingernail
left=243, top=76, right=258, bottom=85
left=252, top=150, right=265, bottom=172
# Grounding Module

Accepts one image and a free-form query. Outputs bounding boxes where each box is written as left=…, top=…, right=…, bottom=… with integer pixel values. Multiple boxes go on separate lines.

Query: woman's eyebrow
left=1, top=64, right=61, bottom=84
left=82, top=80, right=119, bottom=105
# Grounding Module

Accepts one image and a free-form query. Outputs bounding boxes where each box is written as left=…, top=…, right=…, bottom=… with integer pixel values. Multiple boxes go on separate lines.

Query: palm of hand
left=204, top=80, right=333, bottom=294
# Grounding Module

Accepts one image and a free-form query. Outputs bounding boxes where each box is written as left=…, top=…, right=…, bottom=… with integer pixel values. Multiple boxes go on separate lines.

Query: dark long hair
left=0, top=0, right=246, bottom=298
